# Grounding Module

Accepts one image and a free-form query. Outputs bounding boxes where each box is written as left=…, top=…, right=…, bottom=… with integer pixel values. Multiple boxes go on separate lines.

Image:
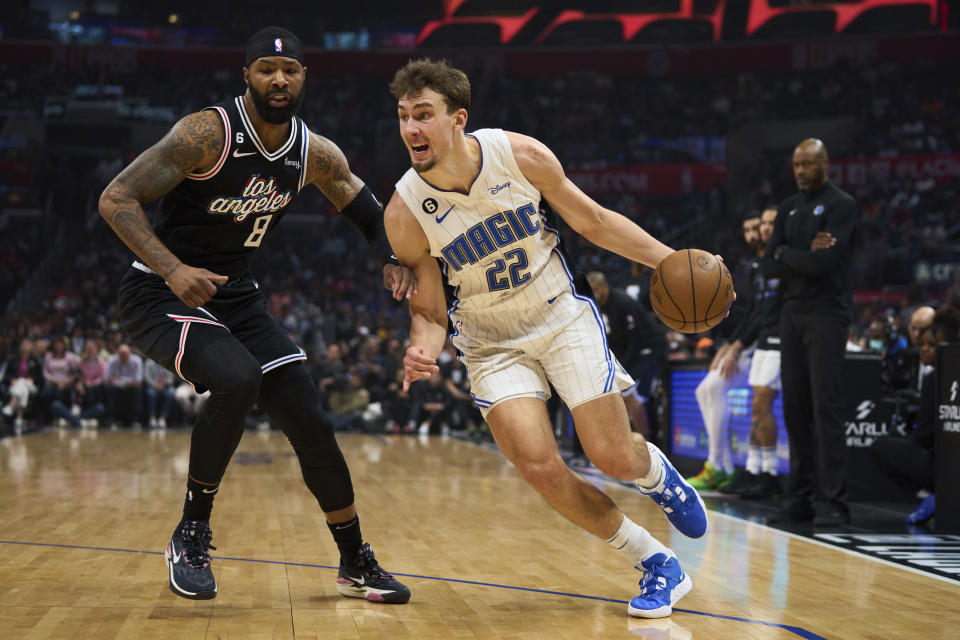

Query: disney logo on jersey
left=207, top=174, right=293, bottom=222
left=488, top=182, right=510, bottom=196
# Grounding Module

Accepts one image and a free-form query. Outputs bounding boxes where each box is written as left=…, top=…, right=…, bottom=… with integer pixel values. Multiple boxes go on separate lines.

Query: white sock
left=721, top=440, right=734, bottom=474
left=761, top=446, right=778, bottom=475
left=746, top=446, right=761, bottom=475
left=695, top=371, right=731, bottom=471
left=606, top=515, right=673, bottom=567
left=635, top=443, right=666, bottom=490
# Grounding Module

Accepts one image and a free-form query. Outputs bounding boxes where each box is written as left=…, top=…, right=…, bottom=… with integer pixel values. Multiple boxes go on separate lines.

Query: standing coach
left=762, top=138, right=858, bottom=527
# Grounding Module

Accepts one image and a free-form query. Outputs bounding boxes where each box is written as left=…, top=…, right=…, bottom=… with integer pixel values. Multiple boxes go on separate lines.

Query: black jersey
left=738, top=263, right=782, bottom=351
left=598, top=288, right=667, bottom=371
left=761, top=181, right=858, bottom=319
left=755, top=271, right=782, bottom=350
left=154, top=96, right=309, bottom=278
left=728, top=257, right=759, bottom=345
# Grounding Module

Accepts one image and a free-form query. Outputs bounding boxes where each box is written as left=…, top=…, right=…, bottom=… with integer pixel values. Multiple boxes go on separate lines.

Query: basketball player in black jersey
left=98, top=27, right=412, bottom=604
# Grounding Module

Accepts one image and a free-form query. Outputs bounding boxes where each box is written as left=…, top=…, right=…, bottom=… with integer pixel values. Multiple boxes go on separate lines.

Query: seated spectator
left=77, top=339, right=106, bottom=406
left=314, top=342, right=348, bottom=408
left=872, top=304, right=960, bottom=525
left=439, top=349, right=481, bottom=435
left=846, top=325, right=866, bottom=351
left=32, top=338, right=48, bottom=363
left=49, top=376, right=107, bottom=429
left=383, top=365, right=414, bottom=434
left=327, top=366, right=371, bottom=432
left=886, top=305, right=936, bottom=393
left=104, top=343, right=143, bottom=428
left=2, top=338, right=42, bottom=431
left=41, top=335, right=81, bottom=421
left=143, top=357, right=175, bottom=429
left=408, top=371, right=452, bottom=436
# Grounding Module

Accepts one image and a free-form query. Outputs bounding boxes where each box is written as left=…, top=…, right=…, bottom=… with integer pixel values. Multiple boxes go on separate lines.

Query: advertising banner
left=567, top=162, right=728, bottom=196
left=935, top=343, right=960, bottom=533
left=669, top=353, right=913, bottom=499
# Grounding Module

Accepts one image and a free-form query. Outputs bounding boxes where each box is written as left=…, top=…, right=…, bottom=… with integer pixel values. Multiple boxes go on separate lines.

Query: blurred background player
left=687, top=213, right=763, bottom=491
left=587, top=271, right=667, bottom=442
left=725, top=206, right=785, bottom=499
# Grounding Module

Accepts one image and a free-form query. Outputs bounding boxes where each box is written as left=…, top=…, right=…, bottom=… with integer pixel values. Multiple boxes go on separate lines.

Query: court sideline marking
left=449, top=434, right=960, bottom=587
left=0, top=538, right=824, bottom=639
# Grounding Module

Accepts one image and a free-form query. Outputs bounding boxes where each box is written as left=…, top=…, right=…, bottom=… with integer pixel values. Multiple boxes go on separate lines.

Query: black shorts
left=117, top=264, right=305, bottom=390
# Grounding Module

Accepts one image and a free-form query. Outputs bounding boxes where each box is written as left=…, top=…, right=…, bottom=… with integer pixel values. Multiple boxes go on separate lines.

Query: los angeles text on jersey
left=441, top=203, right=540, bottom=272
left=206, top=175, right=293, bottom=221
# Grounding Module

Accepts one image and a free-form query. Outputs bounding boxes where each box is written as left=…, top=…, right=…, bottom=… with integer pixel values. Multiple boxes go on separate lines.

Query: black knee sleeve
left=182, top=337, right=263, bottom=483
left=259, top=362, right=355, bottom=512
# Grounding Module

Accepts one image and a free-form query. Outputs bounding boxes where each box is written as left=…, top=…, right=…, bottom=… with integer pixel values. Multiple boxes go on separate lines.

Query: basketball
left=649, top=249, right=734, bottom=333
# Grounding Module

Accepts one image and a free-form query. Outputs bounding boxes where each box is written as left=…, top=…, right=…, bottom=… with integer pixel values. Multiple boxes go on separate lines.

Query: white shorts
left=748, top=349, right=781, bottom=390
left=454, top=288, right=634, bottom=417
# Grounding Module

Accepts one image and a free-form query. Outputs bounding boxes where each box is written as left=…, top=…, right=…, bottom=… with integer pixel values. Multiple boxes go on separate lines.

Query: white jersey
left=395, top=128, right=570, bottom=321
left=396, top=128, right=633, bottom=414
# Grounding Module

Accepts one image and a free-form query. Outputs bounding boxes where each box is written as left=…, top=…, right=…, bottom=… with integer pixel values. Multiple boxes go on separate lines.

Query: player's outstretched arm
left=306, top=131, right=416, bottom=300
left=506, top=131, right=674, bottom=269
left=98, top=110, right=229, bottom=307
left=384, top=192, right=447, bottom=392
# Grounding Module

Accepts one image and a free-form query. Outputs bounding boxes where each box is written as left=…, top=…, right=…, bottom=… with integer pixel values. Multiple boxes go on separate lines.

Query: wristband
left=341, top=186, right=394, bottom=265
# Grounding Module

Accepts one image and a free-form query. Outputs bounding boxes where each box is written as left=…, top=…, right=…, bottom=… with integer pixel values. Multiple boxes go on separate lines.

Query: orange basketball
left=649, top=249, right=734, bottom=333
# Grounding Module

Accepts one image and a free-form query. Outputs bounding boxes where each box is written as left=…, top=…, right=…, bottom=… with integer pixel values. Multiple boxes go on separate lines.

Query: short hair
left=743, top=210, right=761, bottom=223
left=390, top=58, right=471, bottom=114
left=586, top=271, right=608, bottom=289
left=932, top=304, right=960, bottom=343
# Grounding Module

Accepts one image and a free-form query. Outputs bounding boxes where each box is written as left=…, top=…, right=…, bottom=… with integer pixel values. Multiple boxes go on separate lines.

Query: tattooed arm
left=304, top=131, right=365, bottom=209
left=98, top=110, right=229, bottom=308
left=306, top=131, right=416, bottom=300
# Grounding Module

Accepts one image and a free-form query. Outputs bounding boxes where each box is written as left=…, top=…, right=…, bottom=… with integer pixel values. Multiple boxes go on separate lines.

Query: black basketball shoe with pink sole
left=336, top=542, right=411, bottom=604
left=164, top=519, right=217, bottom=599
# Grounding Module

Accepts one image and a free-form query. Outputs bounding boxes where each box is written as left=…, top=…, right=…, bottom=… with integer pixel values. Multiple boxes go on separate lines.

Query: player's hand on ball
left=383, top=264, right=418, bottom=301
left=403, top=345, right=439, bottom=391
left=650, top=249, right=734, bottom=333
left=715, top=254, right=736, bottom=316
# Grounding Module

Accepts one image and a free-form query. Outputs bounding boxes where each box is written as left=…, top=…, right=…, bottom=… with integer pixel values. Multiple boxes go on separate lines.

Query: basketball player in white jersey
left=383, top=59, right=711, bottom=618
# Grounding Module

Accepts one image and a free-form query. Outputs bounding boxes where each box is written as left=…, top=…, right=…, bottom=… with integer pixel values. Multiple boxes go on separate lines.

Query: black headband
left=245, top=27, right=304, bottom=66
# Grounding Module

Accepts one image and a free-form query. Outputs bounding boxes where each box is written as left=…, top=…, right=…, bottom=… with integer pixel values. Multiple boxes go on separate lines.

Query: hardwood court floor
left=0, top=429, right=957, bottom=639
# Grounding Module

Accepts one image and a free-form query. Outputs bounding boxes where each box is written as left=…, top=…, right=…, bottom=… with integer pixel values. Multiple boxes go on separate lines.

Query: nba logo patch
left=274, top=38, right=283, bottom=52
left=813, top=204, right=824, bottom=216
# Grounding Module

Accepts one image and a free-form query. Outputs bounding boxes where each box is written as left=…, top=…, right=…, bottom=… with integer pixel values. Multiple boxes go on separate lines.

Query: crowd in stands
left=4, top=53, right=958, bottom=296
left=2, top=40, right=958, bottom=445
left=0, top=218, right=488, bottom=438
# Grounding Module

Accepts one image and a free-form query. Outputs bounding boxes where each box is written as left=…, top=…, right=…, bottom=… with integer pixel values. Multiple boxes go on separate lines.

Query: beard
left=412, top=157, right=437, bottom=173
left=247, top=81, right=304, bottom=124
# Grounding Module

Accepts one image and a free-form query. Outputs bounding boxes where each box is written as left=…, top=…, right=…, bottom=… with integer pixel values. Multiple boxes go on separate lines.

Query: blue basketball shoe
left=164, top=519, right=217, bottom=599
left=628, top=553, right=693, bottom=618
left=906, top=494, right=935, bottom=524
left=637, top=443, right=708, bottom=538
